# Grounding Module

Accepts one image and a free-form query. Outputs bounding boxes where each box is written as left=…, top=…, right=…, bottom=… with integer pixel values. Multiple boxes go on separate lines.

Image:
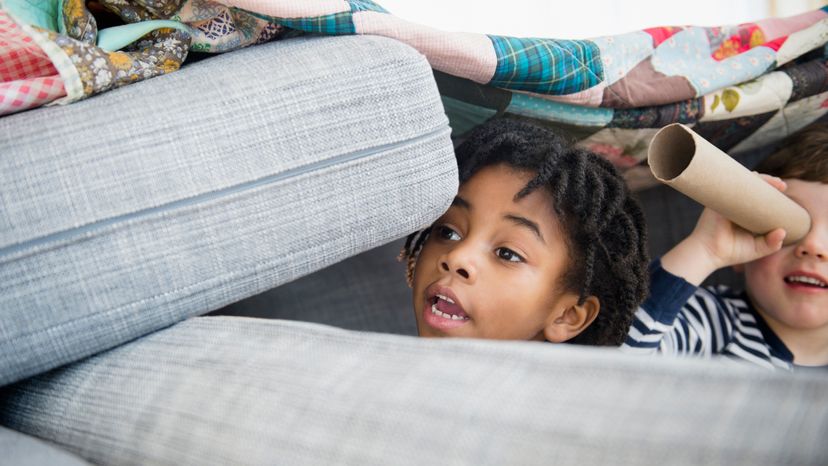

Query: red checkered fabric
left=0, top=11, right=66, bottom=116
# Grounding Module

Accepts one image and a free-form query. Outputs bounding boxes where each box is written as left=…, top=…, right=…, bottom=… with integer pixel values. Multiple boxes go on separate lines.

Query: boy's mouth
left=784, top=273, right=827, bottom=290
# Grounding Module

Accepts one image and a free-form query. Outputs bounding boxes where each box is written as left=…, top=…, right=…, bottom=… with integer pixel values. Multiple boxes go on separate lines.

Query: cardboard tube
left=648, top=123, right=811, bottom=245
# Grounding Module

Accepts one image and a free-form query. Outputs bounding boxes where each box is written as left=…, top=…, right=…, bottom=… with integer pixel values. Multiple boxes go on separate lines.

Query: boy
left=400, top=117, right=650, bottom=345
left=624, top=123, right=828, bottom=370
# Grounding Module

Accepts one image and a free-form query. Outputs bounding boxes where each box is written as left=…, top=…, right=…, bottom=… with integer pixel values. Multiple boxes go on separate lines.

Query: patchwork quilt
left=2, top=0, right=827, bottom=179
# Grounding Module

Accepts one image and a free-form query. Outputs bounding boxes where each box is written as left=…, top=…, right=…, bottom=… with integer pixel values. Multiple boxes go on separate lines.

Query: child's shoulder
left=698, top=284, right=749, bottom=308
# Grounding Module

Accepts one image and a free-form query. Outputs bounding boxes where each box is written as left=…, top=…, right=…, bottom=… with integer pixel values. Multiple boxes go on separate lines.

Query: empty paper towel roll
left=648, top=123, right=811, bottom=245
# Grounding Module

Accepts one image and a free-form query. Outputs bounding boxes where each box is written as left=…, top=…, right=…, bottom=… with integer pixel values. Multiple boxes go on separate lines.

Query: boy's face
left=411, top=164, right=593, bottom=341
left=744, top=179, right=828, bottom=333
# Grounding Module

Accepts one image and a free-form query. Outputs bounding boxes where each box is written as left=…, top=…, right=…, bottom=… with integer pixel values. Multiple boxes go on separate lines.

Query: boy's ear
left=543, top=295, right=600, bottom=343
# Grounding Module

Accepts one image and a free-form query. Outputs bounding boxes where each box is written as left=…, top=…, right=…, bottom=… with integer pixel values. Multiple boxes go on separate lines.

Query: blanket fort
left=2, top=0, right=827, bottom=178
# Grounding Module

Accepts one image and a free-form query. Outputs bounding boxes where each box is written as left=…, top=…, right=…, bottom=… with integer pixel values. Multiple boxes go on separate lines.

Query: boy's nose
left=794, top=228, right=827, bottom=260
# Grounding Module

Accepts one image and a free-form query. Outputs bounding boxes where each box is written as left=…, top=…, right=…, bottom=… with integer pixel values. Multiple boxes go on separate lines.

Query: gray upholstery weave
left=2, top=316, right=826, bottom=466
left=0, top=426, right=90, bottom=466
left=0, top=35, right=457, bottom=386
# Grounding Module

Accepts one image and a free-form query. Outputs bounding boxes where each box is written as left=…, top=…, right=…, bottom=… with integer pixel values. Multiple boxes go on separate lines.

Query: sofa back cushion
left=0, top=35, right=457, bottom=386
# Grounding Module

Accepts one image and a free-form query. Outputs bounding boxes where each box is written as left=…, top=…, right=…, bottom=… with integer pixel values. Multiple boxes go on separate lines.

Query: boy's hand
left=661, top=174, right=787, bottom=286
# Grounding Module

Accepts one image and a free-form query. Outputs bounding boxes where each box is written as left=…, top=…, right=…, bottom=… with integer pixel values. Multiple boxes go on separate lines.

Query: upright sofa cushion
left=2, top=316, right=826, bottom=465
left=0, top=35, right=457, bottom=386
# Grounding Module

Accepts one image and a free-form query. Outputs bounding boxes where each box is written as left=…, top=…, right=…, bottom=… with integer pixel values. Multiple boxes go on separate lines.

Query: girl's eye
left=495, top=247, right=524, bottom=263
left=436, top=225, right=461, bottom=241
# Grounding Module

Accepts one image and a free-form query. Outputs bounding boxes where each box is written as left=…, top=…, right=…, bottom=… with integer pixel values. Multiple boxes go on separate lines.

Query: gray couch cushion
left=0, top=34, right=457, bottom=386
left=2, top=316, right=826, bottom=466
left=0, top=426, right=90, bottom=466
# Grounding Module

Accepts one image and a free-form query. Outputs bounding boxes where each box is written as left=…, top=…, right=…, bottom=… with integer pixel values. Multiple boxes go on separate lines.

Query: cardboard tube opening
left=647, top=123, right=812, bottom=245
left=649, top=124, right=696, bottom=181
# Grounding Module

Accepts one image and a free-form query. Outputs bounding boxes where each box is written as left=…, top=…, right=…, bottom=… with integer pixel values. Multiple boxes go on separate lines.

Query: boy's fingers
left=761, top=228, right=787, bottom=253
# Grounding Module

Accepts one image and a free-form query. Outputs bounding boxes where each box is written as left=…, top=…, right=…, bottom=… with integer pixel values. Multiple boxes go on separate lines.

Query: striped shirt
left=622, top=260, right=826, bottom=372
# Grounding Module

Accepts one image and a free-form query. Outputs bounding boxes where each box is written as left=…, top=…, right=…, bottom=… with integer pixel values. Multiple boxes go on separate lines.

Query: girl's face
left=411, top=164, right=598, bottom=341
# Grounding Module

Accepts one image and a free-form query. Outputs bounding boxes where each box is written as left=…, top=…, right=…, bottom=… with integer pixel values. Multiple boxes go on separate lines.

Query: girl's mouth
left=422, top=287, right=471, bottom=331
left=430, top=294, right=470, bottom=321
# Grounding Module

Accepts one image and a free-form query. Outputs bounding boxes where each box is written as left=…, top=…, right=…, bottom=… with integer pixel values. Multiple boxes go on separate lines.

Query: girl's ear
left=543, top=295, right=600, bottom=343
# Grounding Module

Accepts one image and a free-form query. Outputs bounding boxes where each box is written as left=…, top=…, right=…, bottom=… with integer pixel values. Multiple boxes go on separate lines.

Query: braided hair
left=401, top=117, right=649, bottom=346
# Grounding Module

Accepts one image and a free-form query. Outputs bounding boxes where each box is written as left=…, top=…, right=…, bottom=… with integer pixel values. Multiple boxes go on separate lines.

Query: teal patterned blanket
left=2, top=0, right=827, bottom=181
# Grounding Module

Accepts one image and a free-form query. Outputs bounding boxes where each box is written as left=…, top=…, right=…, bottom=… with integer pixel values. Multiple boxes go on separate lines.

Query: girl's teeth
left=430, top=303, right=469, bottom=320
left=436, top=294, right=455, bottom=304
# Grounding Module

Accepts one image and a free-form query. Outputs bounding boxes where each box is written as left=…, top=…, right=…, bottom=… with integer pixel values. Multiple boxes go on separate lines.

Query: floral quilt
left=2, top=0, right=827, bottom=178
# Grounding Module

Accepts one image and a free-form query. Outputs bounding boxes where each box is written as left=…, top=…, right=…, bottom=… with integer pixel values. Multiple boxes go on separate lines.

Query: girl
left=401, top=118, right=649, bottom=345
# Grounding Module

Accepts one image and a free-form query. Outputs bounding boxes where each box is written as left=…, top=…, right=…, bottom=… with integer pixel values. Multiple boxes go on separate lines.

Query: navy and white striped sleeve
left=622, top=260, right=707, bottom=355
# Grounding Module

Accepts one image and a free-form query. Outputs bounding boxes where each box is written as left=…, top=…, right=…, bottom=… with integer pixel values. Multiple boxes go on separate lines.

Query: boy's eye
left=436, top=225, right=461, bottom=241
left=495, top=247, right=524, bottom=263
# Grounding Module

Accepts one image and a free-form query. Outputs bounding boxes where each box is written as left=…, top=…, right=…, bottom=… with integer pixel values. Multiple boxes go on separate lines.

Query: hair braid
left=399, top=227, right=432, bottom=287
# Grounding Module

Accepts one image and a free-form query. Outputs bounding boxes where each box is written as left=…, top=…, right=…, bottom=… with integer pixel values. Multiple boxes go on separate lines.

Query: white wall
left=377, top=0, right=818, bottom=38
left=773, top=0, right=828, bottom=17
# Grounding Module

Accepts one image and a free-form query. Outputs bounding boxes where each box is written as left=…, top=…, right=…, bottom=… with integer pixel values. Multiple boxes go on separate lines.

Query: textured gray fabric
left=2, top=316, right=826, bottom=466
left=0, top=35, right=457, bottom=386
left=0, top=35, right=448, bottom=250
left=0, top=425, right=90, bottom=466
left=214, top=239, right=417, bottom=335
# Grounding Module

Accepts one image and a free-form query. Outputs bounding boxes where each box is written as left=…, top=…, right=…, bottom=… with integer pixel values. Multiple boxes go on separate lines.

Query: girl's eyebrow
left=453, top=195, right=544, bottom=243
left=452, top=196, right=471, bottom=210
left=504, top=214, right=545, bottom=244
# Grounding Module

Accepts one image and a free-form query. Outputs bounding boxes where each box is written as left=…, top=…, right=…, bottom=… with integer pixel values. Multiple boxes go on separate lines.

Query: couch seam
left=0, top=126, right=450, bottom=261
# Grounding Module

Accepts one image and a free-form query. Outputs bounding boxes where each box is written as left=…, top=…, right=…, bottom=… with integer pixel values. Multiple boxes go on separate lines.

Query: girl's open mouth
left=423, top=287, right=471, bottom=331
left=430, top=294, right=470, bottom=321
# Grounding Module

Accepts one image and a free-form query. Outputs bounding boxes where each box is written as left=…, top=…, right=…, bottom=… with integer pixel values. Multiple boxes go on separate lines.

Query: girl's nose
left=440, top=261, right=471, bottom=279
left=439, top=246, right=477, bottom=282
